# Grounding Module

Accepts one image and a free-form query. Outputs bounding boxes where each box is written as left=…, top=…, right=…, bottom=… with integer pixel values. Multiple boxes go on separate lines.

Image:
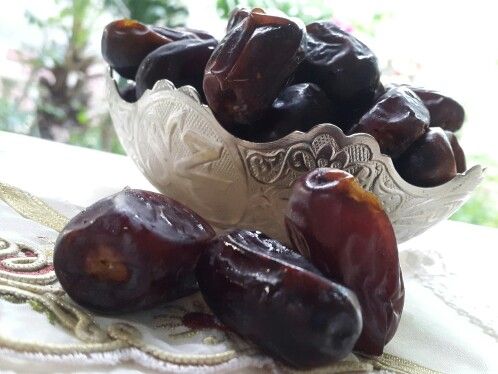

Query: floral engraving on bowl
left=239, top=127, right=482, bottom=242
left=238, top=130, right=406, bottom=242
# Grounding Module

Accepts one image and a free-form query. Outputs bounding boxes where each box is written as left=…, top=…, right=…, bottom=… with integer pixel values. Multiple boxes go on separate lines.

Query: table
left=1, top=131, right=497, bottom=373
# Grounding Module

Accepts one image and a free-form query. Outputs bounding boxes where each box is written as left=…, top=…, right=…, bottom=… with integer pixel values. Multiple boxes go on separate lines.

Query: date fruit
left=196, top=229, right=362, bottom=368
left=135, top=38, right=217, bottom=99
left=203, top=10, right=306, bottom=126
left=102, top=19, right=171, bottom=80
left=374, top=81, right=386, bottom=101
left=295, top=21, right=380, bottom=129
left=285, top=168, right=405, bottom=356
left=54, top=189, right=215, bottom=314
left=445, top=131, right=467, bottom=173
left=349, top=86, right=430, bottom=158
left=250, top=83, right=335, bottom=142
left=153, top=26, right=216, bottom=43
left=395, top=127, right=457, bottom=187
left=411, top=88, right=465, bottom=131
left=117, top=81, right=137, bottom=103
left=226, top=7, right=265, bottom=31
left=182, top=27, right=218, bottom=42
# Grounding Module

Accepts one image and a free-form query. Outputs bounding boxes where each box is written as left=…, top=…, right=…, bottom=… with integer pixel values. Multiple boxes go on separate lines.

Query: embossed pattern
left=106, top=73, right=483, bottom=243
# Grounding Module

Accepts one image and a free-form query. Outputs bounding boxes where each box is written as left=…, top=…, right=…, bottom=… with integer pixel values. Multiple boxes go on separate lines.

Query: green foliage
left=18, top=0, right=189, bottom=152
left=68, top=117, right=125, bottom=154
left=0, top=94, right=33, bottom=135
left=25, top=0, right=97, bottom=66
left=24, top=0, right=98, bottom=140
left=450, top=154, right=498, bottom=228
left=216, top=0, right=332, bottom=24
left=451, top=189, right=498, bottom=228
left=352, top=12, right=390, bottom=37
left=104, top=0, right=188, bottom=26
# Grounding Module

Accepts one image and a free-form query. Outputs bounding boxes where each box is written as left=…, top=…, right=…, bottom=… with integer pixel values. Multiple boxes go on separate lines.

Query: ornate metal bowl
left=106, top=73, right=483, bottom=244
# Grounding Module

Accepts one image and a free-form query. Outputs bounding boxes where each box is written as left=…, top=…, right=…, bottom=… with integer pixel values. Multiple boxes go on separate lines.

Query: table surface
left=1, top=131, right=498, bottom=373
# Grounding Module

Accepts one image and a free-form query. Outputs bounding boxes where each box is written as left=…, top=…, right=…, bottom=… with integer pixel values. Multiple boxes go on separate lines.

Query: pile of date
left=54, top=8, right=467, bottom=369
left=103, top=7, right=467, bottom=188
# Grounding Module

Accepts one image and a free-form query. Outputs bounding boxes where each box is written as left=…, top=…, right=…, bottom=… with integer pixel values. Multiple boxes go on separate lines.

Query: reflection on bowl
left=106, top=72, right=483, bottom=244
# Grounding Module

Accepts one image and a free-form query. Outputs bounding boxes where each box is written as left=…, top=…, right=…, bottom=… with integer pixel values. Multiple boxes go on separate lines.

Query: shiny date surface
left=196, top=229, right=362, bottom=368
left=203, top=10, right=306, bottom=126
left=285, top=168, right=404, bottom=356
left=350, top=86, right=430, bottom=159
left=54, top=189, right=215, bottom=314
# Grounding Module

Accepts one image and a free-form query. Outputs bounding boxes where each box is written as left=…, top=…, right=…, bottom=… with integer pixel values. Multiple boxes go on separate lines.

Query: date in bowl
left=106, top=72, right=483, bottom=244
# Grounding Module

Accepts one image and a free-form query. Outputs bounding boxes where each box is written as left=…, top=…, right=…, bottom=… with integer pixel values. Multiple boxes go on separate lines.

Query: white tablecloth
left=1, top=131, right=498, bottom=373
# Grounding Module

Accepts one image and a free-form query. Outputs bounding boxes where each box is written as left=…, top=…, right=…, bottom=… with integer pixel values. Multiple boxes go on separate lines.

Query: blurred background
left=1, top=0, right=497, bottom=227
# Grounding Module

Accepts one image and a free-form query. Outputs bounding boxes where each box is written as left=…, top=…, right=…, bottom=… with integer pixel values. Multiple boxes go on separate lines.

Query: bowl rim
left=107, top=69, right=484, bottom=195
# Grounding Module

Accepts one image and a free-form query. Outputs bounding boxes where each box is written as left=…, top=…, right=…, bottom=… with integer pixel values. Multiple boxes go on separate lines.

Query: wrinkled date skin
left=411, top=87, right=465, bottom=131
left=182, top=27, right=218, bottom=41
left=135, top=38, right=217, bottom=99
left=101, top=19, right=171, bottom=80
left=196, top=229, right=362, bottom=368
left=54, top=189, right=215, bottom=314
left=244, top=83, right=335, bottom=142
left=203, top=11, right=306, bottom=126
left=285, top=168, right=405, bottom=356
left=395, top=127, right=457, bottom=187
left=152, top=26, right=217, bottom=43
left=226, top=7, right=265, bottom=31
left=445, top=131, right=467, bottom=173
left=349, top=86, right=430, bottom=159
left=295, top=21, right=380, bottom=130
left=374, top=82, right=386, bottom=101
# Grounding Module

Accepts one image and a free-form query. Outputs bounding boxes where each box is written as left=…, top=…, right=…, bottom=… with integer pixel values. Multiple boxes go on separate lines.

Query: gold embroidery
left=107, top=322, right=238, bottom=366
left=364, top=353, right=442, bottom=374
left=0, top=182, right=69, bottom=232
left=282, top=361, right=374, bottom=373
left=0, top=231, right=241, bottom=366
left=0, top=238, right=59, bottom=292
left=203, top=336, right=221, bottom=345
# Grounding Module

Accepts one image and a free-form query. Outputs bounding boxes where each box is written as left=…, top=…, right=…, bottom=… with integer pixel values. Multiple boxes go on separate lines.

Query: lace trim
left=401, top=249, right=498, bottom=343
left=363, top=353, right=441, bottom=374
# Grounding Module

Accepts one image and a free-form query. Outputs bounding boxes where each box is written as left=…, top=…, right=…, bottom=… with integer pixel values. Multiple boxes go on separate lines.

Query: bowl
left=106, top=72, right=483, bottom=244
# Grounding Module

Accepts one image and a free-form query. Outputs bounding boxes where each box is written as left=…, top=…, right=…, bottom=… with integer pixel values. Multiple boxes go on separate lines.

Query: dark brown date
left=295, top=21, right=380, bottom=130
left=349, top=86, right=430, bottom=158
left=101, top=19, right=171, bottom=80
left=226, top=7, right=265, bottom=31
left=411, top=88, right=465, bottom=131
left=245, top=83, right=335, bottom=142
left=181, top=27, right=218, bottom=42
left=374, top=81, right=386, bottom=101
left=135, top=38, right=217, bottom=99
left=203, top=10, right=306, bottom=126
left=445, top=131, right=467, bottom=173
left=117, top=81, right=137, bottom=103
left=152, top=26, right=217, bottom=43
left=395, top=127, right=457, bottom=187
left=285, top=168, right=404, bottom=356
left=54, top=189, right=215, bottom=314
left=196, top=229, right=362, bottom=368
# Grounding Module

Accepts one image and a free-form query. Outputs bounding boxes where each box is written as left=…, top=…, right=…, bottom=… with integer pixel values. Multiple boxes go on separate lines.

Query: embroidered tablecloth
left=1, top=132, right=497, bottom=373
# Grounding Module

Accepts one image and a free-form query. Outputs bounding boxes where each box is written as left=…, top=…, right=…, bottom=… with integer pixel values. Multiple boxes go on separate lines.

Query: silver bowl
left=106, top=73, right=483, bottom=244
